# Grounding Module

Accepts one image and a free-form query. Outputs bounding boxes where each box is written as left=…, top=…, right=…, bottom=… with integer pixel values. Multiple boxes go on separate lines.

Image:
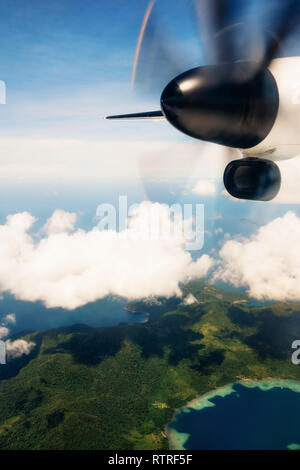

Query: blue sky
left=0, top=0, right=147, bottom=139
left=0, top=0, right=139, bottom=87
left=0, top=0, right=202, bottom=140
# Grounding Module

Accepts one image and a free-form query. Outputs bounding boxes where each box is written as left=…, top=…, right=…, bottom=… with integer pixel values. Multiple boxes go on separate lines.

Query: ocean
left=168, top=380, right=300, bottom=450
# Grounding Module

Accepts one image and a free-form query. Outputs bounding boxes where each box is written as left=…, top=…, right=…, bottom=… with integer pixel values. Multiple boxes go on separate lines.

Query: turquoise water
left=168, top=380, right=300, bottom=450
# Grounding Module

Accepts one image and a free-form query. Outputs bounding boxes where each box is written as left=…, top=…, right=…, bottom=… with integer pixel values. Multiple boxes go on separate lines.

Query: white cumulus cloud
left=43, top=209, right=77, bottom=235
left=0, top=313, right=35, bottom=361
left=0, top=327, right=9, bottom=339
left=192, top=180, right=216, bottom=195
left=183, top=293, right=198, bottom=305
left=213, top=211, right=300, bottom=301
left=3, top=313, right=16, bottom=325
left=0, top=204, right=214, bottom=309
left=6, top=339, right=35, bottom=359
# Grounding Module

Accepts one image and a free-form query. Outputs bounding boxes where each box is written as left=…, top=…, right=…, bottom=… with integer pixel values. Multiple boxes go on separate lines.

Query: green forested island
left=0, top=280, right=299, bottom=450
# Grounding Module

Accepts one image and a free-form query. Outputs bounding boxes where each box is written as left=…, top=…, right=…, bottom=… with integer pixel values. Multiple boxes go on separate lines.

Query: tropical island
left=0, top=280, right=299, bottom=449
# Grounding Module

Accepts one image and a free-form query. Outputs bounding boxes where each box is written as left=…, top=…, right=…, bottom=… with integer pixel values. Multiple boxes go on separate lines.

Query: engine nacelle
left=160, top=62, right=279, bottom=149
left=223, top=158, right=281, bottom=201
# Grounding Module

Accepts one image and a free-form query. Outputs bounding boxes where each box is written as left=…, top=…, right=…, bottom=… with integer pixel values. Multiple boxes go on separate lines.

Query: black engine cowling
left=160, top=63, right=279, bottom=149
left=223, top=158, right=281, bottom=201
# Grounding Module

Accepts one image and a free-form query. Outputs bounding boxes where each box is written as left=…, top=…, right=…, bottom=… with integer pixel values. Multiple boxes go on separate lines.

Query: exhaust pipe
left=223, top=158, right=281, bottom=201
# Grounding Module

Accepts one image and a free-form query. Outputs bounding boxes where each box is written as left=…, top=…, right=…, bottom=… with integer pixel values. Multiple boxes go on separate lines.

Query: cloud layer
left=214, top=211, right=300, bottom=301
left=0, top=138, right=233, bottom=183
left=0, top=205, right=214, bottom=309
left=3, top=204, right=300, bottom=309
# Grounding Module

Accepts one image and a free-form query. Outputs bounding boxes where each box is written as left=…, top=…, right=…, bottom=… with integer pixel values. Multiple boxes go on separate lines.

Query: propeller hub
left=160, top=63, right=279, bottom=149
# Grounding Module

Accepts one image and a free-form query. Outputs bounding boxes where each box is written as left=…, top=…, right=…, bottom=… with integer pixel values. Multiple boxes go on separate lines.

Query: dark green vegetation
left=0, top=280, right=299, bottom=449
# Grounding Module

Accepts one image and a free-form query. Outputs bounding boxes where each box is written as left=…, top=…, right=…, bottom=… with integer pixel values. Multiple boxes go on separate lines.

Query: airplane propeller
left=107, top=0, right=300, bottom=202
left=132, top=0, right=299, bottom=92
